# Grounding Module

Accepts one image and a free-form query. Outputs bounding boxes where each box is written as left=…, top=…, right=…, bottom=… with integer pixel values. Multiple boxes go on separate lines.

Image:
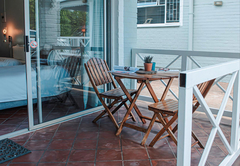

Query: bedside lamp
left=3, top=28, right=7, bottom=42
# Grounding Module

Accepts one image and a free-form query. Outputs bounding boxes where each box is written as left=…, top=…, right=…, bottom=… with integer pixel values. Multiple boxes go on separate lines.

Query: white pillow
left=0, top=57, right=22, bottom=67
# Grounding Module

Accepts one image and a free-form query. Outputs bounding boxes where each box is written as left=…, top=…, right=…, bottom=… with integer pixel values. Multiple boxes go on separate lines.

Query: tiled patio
left=1, top=101, right=240, bottom=166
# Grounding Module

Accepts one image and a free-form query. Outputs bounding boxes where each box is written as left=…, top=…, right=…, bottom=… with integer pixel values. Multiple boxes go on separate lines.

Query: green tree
left=60, top=9, right=87, bottom=36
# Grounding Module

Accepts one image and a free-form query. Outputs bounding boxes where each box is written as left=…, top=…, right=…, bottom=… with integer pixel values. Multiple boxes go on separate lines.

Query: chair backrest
left=192, top=79, right=215, bottom=111
left=84, top=57, right=115, bottom=89
left=62, top=56, right=81, bottom=78
left=193, top=79, right=215, bottom=101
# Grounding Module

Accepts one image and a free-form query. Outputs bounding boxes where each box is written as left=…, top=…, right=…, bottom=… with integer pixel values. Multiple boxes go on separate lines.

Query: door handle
left=25, top=35, right=29, bottom=52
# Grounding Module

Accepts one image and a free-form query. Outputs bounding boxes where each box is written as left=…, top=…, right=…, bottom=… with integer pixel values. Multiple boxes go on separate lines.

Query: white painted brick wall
left=136, top=0, right=240, bottom=72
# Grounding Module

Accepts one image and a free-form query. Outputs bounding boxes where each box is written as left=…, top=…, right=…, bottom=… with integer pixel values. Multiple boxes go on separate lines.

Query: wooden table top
left=111, top=71, right=179, bottom=81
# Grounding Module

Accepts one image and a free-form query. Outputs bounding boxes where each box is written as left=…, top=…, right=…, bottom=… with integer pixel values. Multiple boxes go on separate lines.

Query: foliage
left=30, top=0, right=36, bottom=30
left=28, top=1, right=87, bottom=37
left=60, top=10, right=87, bottom=36
left=144, top=55, right=153, bottom=63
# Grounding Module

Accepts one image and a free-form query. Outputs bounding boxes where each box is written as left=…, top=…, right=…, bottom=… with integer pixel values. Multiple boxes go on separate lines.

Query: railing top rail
left=180, top=60, right=240, bottom=88
left=132, top=48, right=240, bottom=59
left=58, top=36, right=90, bottom=39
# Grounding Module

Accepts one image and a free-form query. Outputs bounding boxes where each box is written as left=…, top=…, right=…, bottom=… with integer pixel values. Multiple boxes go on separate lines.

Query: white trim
left=111, top=0, right=118, bottom=68
left=137, top=0, right=183, bottom=28
left=118, top=0, right=124, bottom=66
left=137, top=23, right=181, bottom=28
left=24, top=0, right=34, bottom=131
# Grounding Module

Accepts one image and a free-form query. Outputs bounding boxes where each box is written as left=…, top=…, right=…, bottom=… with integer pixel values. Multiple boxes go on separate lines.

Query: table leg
left=115, top=80, right=145, bottom=136
left=145, top=81, right=159, bottom=103
left=115, top=78, right=146, bottom=124
left=160, top=78, right=174, bottom=101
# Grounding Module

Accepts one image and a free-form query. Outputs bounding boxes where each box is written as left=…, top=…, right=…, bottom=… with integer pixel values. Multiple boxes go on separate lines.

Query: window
left=137, top=0, right=181, bottom=27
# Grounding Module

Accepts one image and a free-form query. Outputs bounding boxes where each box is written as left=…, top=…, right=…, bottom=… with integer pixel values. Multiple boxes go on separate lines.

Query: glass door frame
left=24, top=0, right=110, bottom=132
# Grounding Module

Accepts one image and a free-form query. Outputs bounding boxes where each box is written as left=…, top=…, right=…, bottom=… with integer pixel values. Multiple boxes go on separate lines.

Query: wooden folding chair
left=141, top=79, right=215, bottom=148
left=60, top=56, right=82, bottom=107
left=84, top=57, right=137, bottom=128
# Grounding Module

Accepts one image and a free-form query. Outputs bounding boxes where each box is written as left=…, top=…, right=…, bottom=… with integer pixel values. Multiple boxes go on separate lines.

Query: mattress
left=0, top=57, right=22, bottom=67
left=0, top=65, right=71, bottom=110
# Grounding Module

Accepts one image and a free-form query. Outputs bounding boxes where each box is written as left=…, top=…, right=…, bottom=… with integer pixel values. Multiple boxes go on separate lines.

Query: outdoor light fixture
left=81, top=25, right=86, bottom=33
left=82, top=0, right=87, bottom=3
left=3, top=28, right=7, bottom=42
left=214, top=1, right=223, bottom=6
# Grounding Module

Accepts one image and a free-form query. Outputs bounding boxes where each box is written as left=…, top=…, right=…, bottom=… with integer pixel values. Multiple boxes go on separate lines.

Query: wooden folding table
left=111, top=71, right=179, bottom=136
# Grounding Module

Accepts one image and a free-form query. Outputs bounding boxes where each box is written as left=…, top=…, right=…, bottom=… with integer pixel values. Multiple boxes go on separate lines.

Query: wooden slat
left=96, top=58, right=111, bottom=84
left=92, top=57, right=105, bottom=85
left=90, top=58, right=103, bottom=85
left=102, top=59, right=115, bottom=86
left=87, top=61, right=99, bottom=85
left=123, top=123, right=148, bottom=133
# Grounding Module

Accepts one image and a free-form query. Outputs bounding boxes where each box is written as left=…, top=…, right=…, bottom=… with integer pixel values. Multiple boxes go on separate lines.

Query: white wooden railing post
left=177, top=73, right=193, bottom=166
left=231, top=71, right=240, bottom=151
left=181, top=55, right=188, bottom=71
left=131, top=49, right=137, bottom=89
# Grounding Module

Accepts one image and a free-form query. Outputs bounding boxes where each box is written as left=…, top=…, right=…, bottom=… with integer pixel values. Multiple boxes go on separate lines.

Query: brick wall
left=136, top=0, right=240, bottom=70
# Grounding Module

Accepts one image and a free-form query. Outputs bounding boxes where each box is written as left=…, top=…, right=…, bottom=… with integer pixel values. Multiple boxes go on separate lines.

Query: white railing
left=177, top=60, right=240, bottom=166
left=131, top=48, right=240, bottom=116
left=57, top=36, right=90, bottom=48
left=131, top=48, right=240, bottom=165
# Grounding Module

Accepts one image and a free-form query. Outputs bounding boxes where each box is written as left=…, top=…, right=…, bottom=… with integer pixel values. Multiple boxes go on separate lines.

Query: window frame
left=137, top=0, right=183, bottom=28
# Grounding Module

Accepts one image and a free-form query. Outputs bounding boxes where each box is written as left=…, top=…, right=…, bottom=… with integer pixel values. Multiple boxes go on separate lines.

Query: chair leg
left=98, top=98, right=119, bottom=129
left=156, top=113, right=178, bottom=146
left=149, top=113, right=178, bottom=147
left=123, top=102, right=137, bottom=122
left=116, top=82, right=145, bottom=136
left=192, top=131, right=204, bottom=148
left=93, top=99, right=118, bottom=123
left=141, top=113, right=157, bottom=145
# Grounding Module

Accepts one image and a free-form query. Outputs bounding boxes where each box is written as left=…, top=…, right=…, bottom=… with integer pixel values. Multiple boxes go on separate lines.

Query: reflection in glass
left=30, top=0, right=104, bottom=124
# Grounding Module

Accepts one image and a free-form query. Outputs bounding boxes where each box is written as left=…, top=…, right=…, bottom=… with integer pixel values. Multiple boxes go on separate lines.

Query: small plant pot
left=144, top=63, right=153, bottom=71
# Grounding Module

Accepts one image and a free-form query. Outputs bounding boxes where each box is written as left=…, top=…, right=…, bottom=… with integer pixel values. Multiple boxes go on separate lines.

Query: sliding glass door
left=25, top=0, right=105, bottom=128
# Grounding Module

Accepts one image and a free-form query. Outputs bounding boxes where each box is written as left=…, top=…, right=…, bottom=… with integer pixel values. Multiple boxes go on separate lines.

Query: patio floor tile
left=73, top=139, right=97, bottom=150
left=38, top=163, right=66, bottom=166
left=122, top=149, right=149, bottom=160
left=53, top=131, right=77, bottom=140
left=69, top=150, right=96, bottom=162
left=1, top=102, right=240, bottom=166
left=98, top=138, right=120, bottom=149
left=48, top=139, right=73, bottom=150
left=24, top=140, right=51, bottom=151
left=124, top=160, right=151, bottom=166
left=67, top=162, right=94, bottom=166
left=147, top=147, right=175, bottom=160
left=96, top=161, right=122, bottom=166
left=40, top=150, right=70, bottom=163
left=12, top=151, right=44, bottom=163
left=151, top=159, right=177, bottom=166
left=96, top=149, right=122, bottom=161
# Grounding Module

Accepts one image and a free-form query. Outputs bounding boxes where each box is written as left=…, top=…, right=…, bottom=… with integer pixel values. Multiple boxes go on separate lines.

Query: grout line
left=142, top=131, right=153, bottom=166
left=93, top=118, right=100, bottom=166
left=35, top=122, right=61, bottom=166
left=166, top=138, right=177, bottom=159
left=119, top=111, right=124, bottom=166
left=64, top=117, right=83, bottom=166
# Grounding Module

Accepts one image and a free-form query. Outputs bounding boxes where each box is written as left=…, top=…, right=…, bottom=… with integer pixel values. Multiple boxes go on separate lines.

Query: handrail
left=132, top=48, right=240, bottom=59
left=177, top=60, right=240, bottom=166
left=132, top=48, right=240, bottom=105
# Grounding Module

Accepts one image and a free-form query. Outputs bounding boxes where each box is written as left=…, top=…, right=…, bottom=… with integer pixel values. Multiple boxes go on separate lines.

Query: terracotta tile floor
left=1, top=102, right=240, bottom=166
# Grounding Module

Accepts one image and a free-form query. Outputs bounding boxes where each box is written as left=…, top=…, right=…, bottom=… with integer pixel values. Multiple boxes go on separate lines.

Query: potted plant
left=144, top=55, right=153, bottom=71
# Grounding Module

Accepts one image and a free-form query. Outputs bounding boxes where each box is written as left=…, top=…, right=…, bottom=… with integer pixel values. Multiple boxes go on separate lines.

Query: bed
left=0, top=64, right=71, bottom=110
left=0, top=57, right=22, bottom=67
